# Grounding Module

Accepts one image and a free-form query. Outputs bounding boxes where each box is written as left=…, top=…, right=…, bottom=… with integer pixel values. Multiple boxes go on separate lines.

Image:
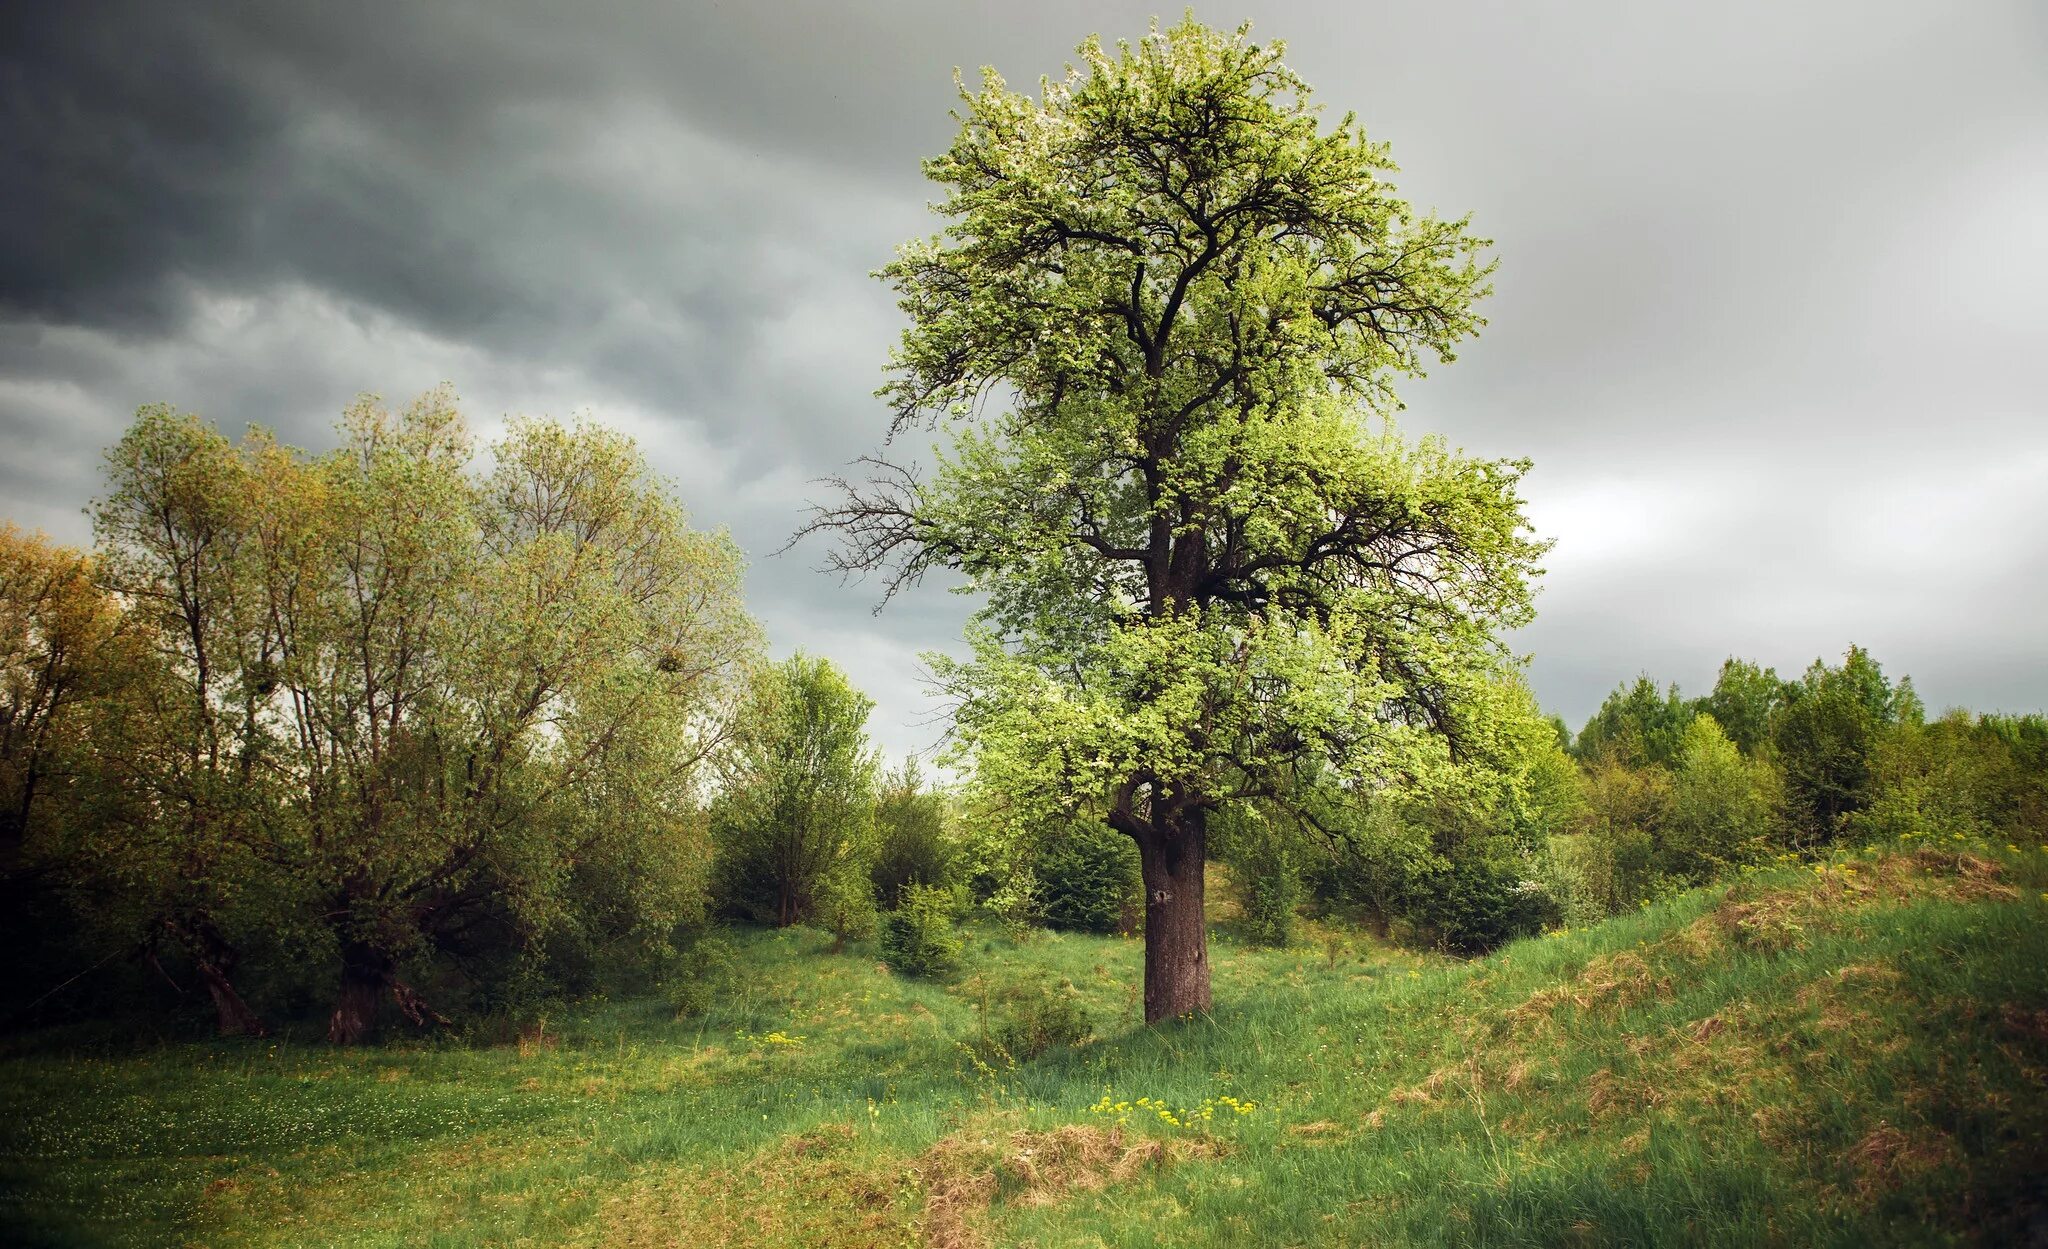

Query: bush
left=665, top=932, right=738, bottom=1019
left=870, top=761, right=953, bottom=907
left=881, top=883, right=962, bottom=978
left=972, top=975, right=1092, bottom=1063
left=1407, top=850, right=1560, bottom=955
left=814, top=863, right=879, bottom=951
left=982, top=867, right=1041, bottom=941
left=1215, top=808, right=1302, bottom=946
left=1300, top=802, right=1433, bottom=935
left=1034, top=822, right=1140, bottom=934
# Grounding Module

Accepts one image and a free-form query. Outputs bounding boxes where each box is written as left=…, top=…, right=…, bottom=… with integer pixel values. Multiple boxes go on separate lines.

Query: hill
left=3, top=834, right=2044, bottom=1246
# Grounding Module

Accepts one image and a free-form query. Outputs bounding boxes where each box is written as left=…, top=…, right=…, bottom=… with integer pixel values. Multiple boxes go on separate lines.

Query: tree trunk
left=165, top=917, right=265, bottom=1037
left=328, top=942, right=394, bottom=1045
left=195, top=956, right=266, bottom=1038
left=1135, top=810, right=1211, bottom=1023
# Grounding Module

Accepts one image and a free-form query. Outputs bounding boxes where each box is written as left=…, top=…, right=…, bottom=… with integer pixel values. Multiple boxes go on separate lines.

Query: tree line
left=2, top=392, right=758, bottom=1042
left=4, top=396, right=2043, bottom=1042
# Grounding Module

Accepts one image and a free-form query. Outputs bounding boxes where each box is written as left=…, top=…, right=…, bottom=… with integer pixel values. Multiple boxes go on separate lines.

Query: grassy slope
left=3, top=836, right=2045, bottom=1248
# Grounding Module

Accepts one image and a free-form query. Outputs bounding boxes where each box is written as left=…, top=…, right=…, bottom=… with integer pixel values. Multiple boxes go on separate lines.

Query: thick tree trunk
left=1135, top=810, right=1211, bottom=1023
left=328, top=942, right=394, bottom=1045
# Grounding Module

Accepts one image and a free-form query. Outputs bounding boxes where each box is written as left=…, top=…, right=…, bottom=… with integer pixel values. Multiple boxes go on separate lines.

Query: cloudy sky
left=4, top=1, right=2044, bottom=760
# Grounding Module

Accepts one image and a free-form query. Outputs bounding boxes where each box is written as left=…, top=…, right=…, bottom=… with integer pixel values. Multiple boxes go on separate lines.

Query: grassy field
left=4, top=835, right=2046, bottom=1247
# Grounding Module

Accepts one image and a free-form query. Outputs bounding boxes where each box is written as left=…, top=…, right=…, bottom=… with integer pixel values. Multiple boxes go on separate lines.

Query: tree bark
left=165, top=917, right=265, bottom=1038
left=195, top=956, right=266, bottom=1038
left=328, top=942, right=394, bottom=1045
left=1135, top=810, right=1211, bottom=1023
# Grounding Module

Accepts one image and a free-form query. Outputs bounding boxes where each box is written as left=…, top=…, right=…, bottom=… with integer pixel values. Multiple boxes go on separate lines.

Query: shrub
left=1214, top=807, right=1302, bottom=946
left=972, top=975, right=1092, bottom=1063
left=982, top=866, right=1041, bottom=941
left=881, top=883, right=962, bottom=977
left=1407, top=849, right=1560, bottom=955
left=665, top=932, right=738, bottom=1019
left=1034, top=822, right=1140, bottom=934
left=814, top=862, right=879, bottom=951
left=870, top=760, right=953, bottom=907
left=1300, top=802, right=1434, bottom=936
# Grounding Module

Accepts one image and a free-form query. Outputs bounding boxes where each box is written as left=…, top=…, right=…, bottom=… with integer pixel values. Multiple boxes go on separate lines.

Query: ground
left=3, top=835, right=2046, bottom=1247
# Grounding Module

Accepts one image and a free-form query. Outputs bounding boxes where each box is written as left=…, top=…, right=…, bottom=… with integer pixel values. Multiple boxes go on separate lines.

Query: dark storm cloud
left=3, top=1, right=2045, bottom=758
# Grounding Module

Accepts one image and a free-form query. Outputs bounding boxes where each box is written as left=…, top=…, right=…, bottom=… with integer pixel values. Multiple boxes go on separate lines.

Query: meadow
left=4, top=833, right=2044, bottom=1248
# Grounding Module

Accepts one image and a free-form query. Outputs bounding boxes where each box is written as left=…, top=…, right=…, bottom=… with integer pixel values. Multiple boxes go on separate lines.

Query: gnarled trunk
left=165, top=917, right=265, bottom=1037
left=195, top=956, right=266, bottom=1038
left=1135, top=810, right=1211, bottom=1023
left=328, top=941, right=394, bottom=1045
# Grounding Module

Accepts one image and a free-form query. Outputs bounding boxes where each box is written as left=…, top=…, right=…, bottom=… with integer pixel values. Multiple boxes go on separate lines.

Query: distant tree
left=869, top=758, right=953, bottom=907
left=87, top=395, right=757, bottom=1041
left=1696, top=658, right=1787, bottom=756
left=713, top=654, right=878, bottom=927
left=0, top=526, right=127, bottom=864
left=802, top=17, right=1538, bottom=1022
left=1573, top=676, right=1691, bottom=768
left=1771, top=645, right=1911, bottom=846
left=1662, top=715, right=1776, bottom=882
left=1978, top=713, right=2048, bottom=835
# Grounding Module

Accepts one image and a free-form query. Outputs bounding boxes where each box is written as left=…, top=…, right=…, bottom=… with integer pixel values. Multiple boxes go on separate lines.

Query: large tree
left=89, top=392, right=757, bottom=1040
left=804, top=19, right=1545, bottom=1020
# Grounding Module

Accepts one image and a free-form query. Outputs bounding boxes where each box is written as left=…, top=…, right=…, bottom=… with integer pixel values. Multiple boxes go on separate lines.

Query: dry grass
left=917, top=1121, right=1214, bottom=1249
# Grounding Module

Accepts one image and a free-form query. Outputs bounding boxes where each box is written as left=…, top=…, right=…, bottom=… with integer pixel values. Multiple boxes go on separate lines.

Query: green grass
left=4, top=837, right=2046, bottom=1247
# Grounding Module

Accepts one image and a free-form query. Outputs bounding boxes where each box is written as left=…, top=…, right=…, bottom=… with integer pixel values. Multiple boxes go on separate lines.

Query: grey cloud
left=3, top=0, right=2045, bottom=762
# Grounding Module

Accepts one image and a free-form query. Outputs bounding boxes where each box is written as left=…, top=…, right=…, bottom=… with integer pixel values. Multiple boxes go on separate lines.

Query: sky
left=4, top=1, right=2044, bottom=763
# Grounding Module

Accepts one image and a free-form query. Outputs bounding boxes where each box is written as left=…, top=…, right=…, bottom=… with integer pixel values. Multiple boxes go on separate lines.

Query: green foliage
left=1846, top=711, right=2036, bottom=845
left=1697, top=657, right=1787, bottom=755
left=664, top=933, right=739, bottom=1020
left=1032, top=822, right=1140, bottom=935
left=1213, top=806, right=1304, bottom=947
left=1300, top=799, right=1436, bottom=936
left=970, top=974, right=1094, bottom=1063
left=711, top=654, right=878, bottom=927
left=868, top=758, right=953, bottom=907
left=1552, top=757, right=1672, bottom=917
left=53, top=393, right=758, bottom=1039
left=1662, top=715, right=1778, bottom=882
left=812, top=862, right=880, bottom=950
left=1405, top=843, right=1560, bottom=955
left=1771, top=645, right=1910, bottom=846
left=1573, top=675, right=1691, bottom=768
left=880, top=883, right=963, bottom=978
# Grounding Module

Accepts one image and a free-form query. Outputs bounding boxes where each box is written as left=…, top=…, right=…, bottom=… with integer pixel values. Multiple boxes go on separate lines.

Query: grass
left=3, top=835, right=2046, bottom=1247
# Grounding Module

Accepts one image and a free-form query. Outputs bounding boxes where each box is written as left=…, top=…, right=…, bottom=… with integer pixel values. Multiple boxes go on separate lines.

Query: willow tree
left=805, top=19, right=1545, bottom=1021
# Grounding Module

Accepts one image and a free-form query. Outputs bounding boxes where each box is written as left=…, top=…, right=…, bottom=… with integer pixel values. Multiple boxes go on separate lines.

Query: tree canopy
left=806, top=17, right=1546, bottom=1020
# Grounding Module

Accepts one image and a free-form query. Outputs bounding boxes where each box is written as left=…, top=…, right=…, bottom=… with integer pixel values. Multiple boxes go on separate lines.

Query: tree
left=0, top=527, right=127, bottom=865
left=1697, top=657, right=1786, bottom=756
left=1771, top=645, right=1910, bottom=846
left=869, top=757, right=953, bottom=907
left=803, top=19, right=1542, bottom=1020
left=89, top=394, right=757, bottom=1041
left=712, top=654, right=878, bottom=927
left=1662, top=714, right=1775, bottom=882
left=1572, top=675, right=1691, bottom=768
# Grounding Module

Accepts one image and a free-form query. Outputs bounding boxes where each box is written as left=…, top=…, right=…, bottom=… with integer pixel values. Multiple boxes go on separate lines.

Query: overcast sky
left=4, top=1, right=2044, bottom=761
